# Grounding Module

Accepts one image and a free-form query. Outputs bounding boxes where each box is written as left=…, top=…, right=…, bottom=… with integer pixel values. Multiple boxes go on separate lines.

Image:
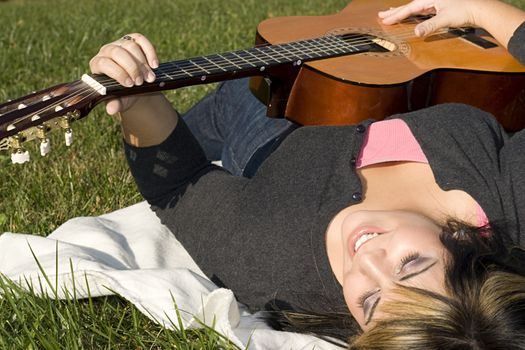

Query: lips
left=347, top=226, right=385, bottom=258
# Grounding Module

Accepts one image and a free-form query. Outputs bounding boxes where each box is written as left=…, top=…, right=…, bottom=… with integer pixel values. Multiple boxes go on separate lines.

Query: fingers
left=105, top=99, right=122, bottom=115
left=89, top=33, right=158, bottom=88
left=378, top=0, right=431, bottom=25
left=132, top=34, right=159, bottom=69
left=379, top=0, right=461, bottom=37
left=414, top=11, right=450, bottom=36
left=89, top=33, right=160, bottom=115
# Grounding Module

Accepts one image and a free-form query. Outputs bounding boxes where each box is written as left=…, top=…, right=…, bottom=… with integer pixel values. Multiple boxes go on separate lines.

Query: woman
left=89, top=0, right=525, bottom=347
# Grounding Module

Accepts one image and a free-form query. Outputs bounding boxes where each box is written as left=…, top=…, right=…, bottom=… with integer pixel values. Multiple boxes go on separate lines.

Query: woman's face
left=340, top=210, right=448, bottom=329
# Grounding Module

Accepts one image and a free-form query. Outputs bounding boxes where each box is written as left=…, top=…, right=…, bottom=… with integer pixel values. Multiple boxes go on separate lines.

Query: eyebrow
left=366, top=260, right=439, bottom=323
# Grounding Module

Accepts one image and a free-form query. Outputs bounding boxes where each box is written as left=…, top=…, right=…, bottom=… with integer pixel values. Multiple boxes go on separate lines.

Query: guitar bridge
left=448, top=28, right=498, bottom=49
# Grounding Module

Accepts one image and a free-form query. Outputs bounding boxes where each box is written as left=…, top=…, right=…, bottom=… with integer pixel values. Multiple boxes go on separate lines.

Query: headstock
left=0, top=77, right=104, bottom=163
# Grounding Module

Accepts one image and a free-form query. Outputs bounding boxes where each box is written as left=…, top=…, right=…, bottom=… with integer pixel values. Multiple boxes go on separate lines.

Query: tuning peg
left=36, top=125, right=51, bottom=156
left=64, top=128, right=73, bottom=147
left=59, top=113, right=77, bottom=147
left=11, top=149, right=30, bottom=164
left=39, top=139, right=51, bottom=156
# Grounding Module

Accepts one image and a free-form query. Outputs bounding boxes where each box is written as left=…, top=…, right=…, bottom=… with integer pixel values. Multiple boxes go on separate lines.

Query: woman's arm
left=89, top=33, right=178, bottom=147
left=378, top=0, right=525, bottom=48
left=88, top=33, right=215, bottom=208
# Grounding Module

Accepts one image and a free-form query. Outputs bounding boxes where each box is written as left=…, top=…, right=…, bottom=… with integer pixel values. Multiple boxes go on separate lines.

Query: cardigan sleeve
left=123, top=118, right=248, bottom=229
left=124, top=118, right=245, bottom=206
left=508, top=21, right=525, bottom=66
left=499, top=129, right=525, bottom=247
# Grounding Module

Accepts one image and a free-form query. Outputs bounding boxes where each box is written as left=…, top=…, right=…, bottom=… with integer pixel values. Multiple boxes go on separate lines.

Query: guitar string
left=3, top=35, right=357, bottom=128
left=2, top=26, right=467, bottom=133
left=5, top=33, right=377, bottom=127
left=2, top=33, right=371, bottom=119
left=93, top=26, right=445, bottom=85
left=2, top=81, right=92, bottom=132
left=4, top=25, right=467, bottom=123
left=0, top=23, right=460, bottom=114
left=93, top=26, right=457, bottom=88
left=93, top=35, right=387, bottom=88
left=0, top=26, right=462, bottom=134
left=97, top=36, right=374, bottom=83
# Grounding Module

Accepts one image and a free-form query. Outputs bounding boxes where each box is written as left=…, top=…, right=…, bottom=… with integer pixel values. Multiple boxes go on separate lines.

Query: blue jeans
left=182, top=78, right=297, bottom=177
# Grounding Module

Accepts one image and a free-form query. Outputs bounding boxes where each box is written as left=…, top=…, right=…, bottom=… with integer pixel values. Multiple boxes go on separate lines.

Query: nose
left=357, top=248, right=392, bottom=287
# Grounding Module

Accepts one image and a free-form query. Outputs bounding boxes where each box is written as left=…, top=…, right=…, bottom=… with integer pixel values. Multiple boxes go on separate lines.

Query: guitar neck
left=0, top=32, right=379, bottom=147
left=91, top=33, right=377, bottom=97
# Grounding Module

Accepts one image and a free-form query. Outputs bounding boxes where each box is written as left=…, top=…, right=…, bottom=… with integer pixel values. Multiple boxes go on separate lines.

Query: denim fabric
left=181, top=78, right=295, bottom=176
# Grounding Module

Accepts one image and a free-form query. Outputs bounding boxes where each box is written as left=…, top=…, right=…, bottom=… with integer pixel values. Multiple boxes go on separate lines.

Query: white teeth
left=354, top=232, right=379, bottom=252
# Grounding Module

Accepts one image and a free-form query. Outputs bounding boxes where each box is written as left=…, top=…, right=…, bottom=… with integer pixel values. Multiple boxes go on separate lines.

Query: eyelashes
left=357, top=288, right=381, bottom=325
left=398, top=251, right=421, bottom=271
left=357, top=288, right=380, bottom=308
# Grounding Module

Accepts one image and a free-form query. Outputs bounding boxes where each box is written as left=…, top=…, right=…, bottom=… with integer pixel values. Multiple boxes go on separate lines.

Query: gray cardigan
left=125, top=23, right=525, bottom=312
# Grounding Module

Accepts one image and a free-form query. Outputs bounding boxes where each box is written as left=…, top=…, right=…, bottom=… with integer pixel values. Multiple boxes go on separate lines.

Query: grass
left=0, top=0, right=348, bottom=348
left=1, top=0, right=525, bottom=348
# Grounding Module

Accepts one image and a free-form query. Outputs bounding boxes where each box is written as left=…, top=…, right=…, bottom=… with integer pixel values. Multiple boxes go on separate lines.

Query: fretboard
left=98, top=33, right=378, bottom=93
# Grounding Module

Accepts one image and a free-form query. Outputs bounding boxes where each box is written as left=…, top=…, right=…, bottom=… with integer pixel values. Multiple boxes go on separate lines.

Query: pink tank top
left=355, top=119, right=488, bottom=227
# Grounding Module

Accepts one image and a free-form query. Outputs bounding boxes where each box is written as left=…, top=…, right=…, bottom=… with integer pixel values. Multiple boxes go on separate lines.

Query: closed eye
left=359, top=253, right=438, bottom=324
left=396, top=252, right=437, bottom=281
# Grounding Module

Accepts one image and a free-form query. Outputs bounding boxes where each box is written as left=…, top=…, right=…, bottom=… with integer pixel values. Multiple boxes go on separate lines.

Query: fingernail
left=135, top=76, right=143, bottom=85
left=415, top=26, right=425, bottom=37
left=125, top=78, right=133, bottom=87
left=152, top=59, right=159, bottom=68
left=146, top=71, right=156, bottom=82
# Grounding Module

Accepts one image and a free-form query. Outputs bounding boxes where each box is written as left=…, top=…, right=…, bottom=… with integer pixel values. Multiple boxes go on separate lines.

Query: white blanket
left=0, top=201, right=341, bottom=350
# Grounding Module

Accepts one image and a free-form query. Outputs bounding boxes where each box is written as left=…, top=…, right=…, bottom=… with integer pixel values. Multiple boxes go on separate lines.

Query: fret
left=187, top=59, right=211, bottom=74
left=217, top=53, right=243, bottom=70
left=201, top=56, right=227, bottom=72
left=243, top=49, right=269, bottom=66
left=252, top=47, right=281, bottom=64
left=222, top=52, right=252, bottom=69
left=156, top=63, right=186, bottom=80
left=263, top=45, right=290, bottom=62
left=163, top=61, right=193, bottom=78
left=204, top=54, right=236, bottom=71
left=150, top=33, right=373, bottom=85
left=317, top=37, right=347, bottom=55
left=231, top=51, right=256, bottom=67
left=290, top=41, right=317, bottom=59
left=274, top=42, right=304, bottom=61
left=312, top=37, right=340, bottom=55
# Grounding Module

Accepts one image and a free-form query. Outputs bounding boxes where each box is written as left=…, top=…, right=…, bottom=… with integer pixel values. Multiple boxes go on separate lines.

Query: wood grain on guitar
left=252, top=0, right=525, bottom=128
left=1, top=0, right=524, bottom=164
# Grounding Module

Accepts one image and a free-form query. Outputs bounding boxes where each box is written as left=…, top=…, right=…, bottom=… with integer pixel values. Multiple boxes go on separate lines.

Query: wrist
left=469, top=0, right=493, bottom=29
left=120, top=92, right=164, bottom=116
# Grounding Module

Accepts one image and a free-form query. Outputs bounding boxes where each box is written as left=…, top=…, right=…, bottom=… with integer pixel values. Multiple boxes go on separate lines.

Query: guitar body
left=253, top=0, right=525, bottom=130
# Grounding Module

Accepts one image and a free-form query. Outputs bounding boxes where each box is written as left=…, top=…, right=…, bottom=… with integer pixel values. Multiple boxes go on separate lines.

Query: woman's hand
left=89, top=33, right=178, bottom=147
left=378, top=0, right=525, bottom=48
left=378, top=0, right=479, bottom=37
left=89, top=33, right=160, bottom=115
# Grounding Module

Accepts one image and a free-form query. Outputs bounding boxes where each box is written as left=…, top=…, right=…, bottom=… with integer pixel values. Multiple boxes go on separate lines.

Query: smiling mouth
left=348, top=226, right=385, bottom=257
left=354, top=232, right=380, bottom=252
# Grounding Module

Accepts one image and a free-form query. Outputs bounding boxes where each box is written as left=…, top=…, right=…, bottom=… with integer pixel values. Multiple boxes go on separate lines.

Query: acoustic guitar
left=1, top=0, right=524, bottom=164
